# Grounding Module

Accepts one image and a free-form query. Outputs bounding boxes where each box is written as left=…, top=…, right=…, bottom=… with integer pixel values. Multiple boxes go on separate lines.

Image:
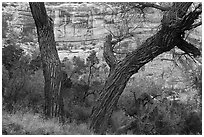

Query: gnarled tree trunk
left=90, top=2, right=201, bottom=134
left=29, top=2, right=64, bottom=121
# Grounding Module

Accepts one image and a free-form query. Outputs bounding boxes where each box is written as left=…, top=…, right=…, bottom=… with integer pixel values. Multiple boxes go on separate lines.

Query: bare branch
left=104, top=26, right=116, bottom=38
left=111, top=32, right=134, bottom=46
left=180, top=5, right=202, bottom=31
left=114, top=2, right=170, bottom=16
left=137, top=2, right=170, bottom=11
left=189, top=21, right=202, bottom=30
left=177, top=39, right=201, bottom=57
left=160, top=58, right=175, bottom=62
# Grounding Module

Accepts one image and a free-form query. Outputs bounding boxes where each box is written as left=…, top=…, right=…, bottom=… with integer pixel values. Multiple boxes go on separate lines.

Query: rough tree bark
left=29, top=2, right=64, bottom=121
left=90, top=2, right=201, bottom=134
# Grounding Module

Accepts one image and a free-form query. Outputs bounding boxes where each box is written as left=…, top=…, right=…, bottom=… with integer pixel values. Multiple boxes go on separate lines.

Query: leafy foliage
left=72, top=56, right=88, bottom=76
left=2, top=44, right=24, bottom=77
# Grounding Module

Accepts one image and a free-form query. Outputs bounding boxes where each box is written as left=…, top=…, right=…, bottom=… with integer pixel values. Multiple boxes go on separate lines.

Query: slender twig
left=189, top=21, right=202, bottom=30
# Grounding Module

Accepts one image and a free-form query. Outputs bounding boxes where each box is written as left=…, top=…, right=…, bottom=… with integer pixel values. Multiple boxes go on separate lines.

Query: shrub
left=2, top=44, right=24, bottom=76
left=3, top=69, right=45, bottom=113
left=70, top=105, right=92, bottom=124
left=116, top=73, right=202, bottom=135
left=62, top=82, right=92, bottom=123
left=181, top=111, right=202, bottom=134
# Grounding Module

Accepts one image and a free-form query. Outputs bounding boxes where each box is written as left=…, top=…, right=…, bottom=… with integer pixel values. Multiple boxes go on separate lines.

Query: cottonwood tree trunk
left=29, top=2, right=64, bottom=121
left=90, top=2, right=201, bottom=134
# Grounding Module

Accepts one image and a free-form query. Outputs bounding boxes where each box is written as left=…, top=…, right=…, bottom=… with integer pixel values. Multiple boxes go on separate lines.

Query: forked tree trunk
left=29, top=2, right=64, bottom=121
left=90, top=2, right=201, bottom=134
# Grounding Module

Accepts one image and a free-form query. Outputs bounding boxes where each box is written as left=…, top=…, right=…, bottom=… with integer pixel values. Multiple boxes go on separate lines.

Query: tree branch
left=137, top=2, right=170, bottom=11
left=160, top=58, right=175, bottom=62
left=177, top=39, right=201, bottom=57
left=111, top=32, right=134, bottom=46
left=116, top=2, right=170, bottom=16
left=180, top=5, right=202, bottom=31
left=189, top=21, right=202, bottom=30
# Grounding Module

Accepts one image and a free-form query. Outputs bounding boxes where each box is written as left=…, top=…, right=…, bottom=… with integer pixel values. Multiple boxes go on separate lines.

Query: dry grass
left=2, top=111, right=93, bottom=135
